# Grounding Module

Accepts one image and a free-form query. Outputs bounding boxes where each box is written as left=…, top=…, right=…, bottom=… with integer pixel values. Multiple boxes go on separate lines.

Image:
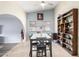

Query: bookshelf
left=57, top=9, right=78, bottom=56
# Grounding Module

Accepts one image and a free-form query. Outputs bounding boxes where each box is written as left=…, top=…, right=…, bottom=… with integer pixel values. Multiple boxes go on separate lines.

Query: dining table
left=29, top=33, right=52, bottom=57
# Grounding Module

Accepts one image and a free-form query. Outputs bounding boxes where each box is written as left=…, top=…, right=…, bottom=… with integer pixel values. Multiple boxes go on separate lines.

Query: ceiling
left=18, top=1, right=59, bottom=13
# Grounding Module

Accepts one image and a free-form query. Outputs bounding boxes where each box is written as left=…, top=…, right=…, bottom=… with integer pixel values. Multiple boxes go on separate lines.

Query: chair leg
left=43, top=49, right=46, bottom=57
left=45, top=49, right=46, bottom=56
left=42, top=50, right=43, bottom=57
left=37, top=50, right=38, bottom=57
left=37, top=50, right=40, bottom=57
left=29, top=51, right=31, bottom=57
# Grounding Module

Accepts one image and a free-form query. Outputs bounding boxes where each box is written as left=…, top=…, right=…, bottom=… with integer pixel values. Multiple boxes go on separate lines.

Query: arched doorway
left=0, top=14, right=24, bottom=43
left=0, top=14, right=25, bottom=56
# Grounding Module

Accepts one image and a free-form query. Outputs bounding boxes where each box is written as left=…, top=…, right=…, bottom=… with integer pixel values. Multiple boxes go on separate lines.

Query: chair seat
left=46, top=42, right=51, bottom=45
left=37, top=44, right=46, bottom=49
left=32, top=42, right=38, bottom=45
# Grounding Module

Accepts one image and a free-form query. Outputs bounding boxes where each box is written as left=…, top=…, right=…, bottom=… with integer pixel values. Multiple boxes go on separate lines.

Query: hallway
left=2, top=40, right=71, bottom=57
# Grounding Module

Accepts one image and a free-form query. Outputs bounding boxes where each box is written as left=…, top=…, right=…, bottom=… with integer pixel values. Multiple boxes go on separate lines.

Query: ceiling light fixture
left=40, top=1, right=46, bottom=9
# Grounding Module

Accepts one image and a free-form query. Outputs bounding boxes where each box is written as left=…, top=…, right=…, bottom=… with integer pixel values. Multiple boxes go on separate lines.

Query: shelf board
left=65, top=21, right=73, bottom=24
left=63, top=46, right=72, bottom=55
left=64, top=33, right=73, bottom=35
left=59, top=43, right=72, bottom=55
left=63, top=42, right=72, bottom=47
left=64, top=37, right=72, bottom=40
left=58, top=23, right=64, bottom=26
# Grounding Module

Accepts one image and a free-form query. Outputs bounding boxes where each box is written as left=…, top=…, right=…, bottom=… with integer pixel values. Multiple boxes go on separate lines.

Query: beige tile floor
left=0, top=43, right=17, bottom=57
left=3, top=40, right=71, bottom=57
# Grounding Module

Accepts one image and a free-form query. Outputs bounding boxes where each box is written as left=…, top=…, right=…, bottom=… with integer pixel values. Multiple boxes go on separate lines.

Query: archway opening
left=0, top=14, right=25, bottom=56
left=0, top=14, right=24, bottom=43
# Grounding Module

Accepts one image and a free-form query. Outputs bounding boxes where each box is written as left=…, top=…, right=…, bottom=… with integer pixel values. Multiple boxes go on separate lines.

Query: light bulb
left=41, top=1, right=46, bottom=9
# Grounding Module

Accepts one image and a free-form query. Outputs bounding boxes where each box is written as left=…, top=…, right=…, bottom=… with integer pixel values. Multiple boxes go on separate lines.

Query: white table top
left=31, top=33, right=51, bottom=39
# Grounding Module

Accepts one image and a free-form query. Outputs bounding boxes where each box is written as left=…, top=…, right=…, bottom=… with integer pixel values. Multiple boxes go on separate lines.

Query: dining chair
left=44, top=39, right=52, bottom=57
left=36, top=38, right=47, bottom=57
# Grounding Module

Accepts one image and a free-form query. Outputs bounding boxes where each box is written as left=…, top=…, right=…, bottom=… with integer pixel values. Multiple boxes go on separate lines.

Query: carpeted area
left=2, top=40, right=71, bottom=57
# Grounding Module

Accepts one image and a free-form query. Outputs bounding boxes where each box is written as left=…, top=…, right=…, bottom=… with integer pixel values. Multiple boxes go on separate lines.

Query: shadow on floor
left=0, top=43, right=17, bottom=57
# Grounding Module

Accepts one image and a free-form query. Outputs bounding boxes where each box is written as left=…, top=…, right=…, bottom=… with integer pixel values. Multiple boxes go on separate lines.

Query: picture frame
left=37, top=13, right=43, bottom=20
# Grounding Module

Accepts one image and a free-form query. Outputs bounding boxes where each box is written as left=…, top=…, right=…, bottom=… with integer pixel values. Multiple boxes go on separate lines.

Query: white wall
left=27, top=9, right=55, bottom=33
left=0, top=14, right=23, bottom=43
left=0, top=1, right=27, bottom=41
left=54, top=1, right=79, bottom=56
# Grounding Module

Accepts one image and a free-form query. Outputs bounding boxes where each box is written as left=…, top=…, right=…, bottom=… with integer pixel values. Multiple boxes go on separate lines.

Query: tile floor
left=2, top=40, right=71, bottom=57
left=0, top=43, right=17, bottom=57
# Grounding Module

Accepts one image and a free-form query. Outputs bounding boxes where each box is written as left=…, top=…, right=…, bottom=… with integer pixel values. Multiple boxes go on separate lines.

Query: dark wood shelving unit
left=57, top=9, right=78, bottom=56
